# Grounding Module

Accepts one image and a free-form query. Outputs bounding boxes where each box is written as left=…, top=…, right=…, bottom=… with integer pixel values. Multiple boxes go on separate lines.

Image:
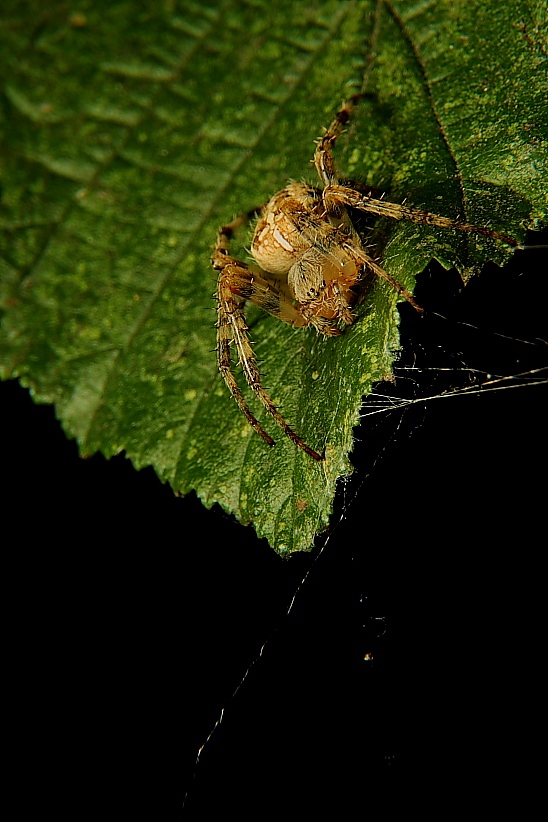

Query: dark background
left=3, top=233, right=546, bottom=818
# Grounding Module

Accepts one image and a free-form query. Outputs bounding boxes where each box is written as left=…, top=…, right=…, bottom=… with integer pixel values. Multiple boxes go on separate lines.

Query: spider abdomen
left=251, top=183, right=320, bottom=276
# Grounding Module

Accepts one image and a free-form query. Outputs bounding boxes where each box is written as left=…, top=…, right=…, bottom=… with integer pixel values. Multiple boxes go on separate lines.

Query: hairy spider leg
left=345, top=241, right=425, bottom=313
left=312, top=97, right=426, bottom=313
left=314, top=94, right=364, bottom=187
left=213, top=221, right=324, bottom=461
left=327, top=185, right=519, bottom=248
left=314, top=97, right=516, bottom=314
left=315, top=97, right=518, bottom=249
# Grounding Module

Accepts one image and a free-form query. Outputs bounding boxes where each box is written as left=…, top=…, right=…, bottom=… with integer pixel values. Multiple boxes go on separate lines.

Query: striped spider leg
left=213, top=209, right=325, bottom=461
left=212, top=95, right=517, bottom=460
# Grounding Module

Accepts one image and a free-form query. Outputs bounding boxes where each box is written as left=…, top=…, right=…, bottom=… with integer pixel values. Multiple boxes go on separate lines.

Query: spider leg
left=341, top=240, right=424, bottom=313
left=216, top=276, right=275, bottom=448
left=314, top=94, right=364, bottom=187
left=327, top=185, right=519, bottom=247
left=213, top=228, right=323, bottom=461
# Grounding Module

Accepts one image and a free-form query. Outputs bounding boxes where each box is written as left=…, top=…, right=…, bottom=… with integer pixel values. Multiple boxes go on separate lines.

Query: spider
left=212, top=95, right=518, bottom=461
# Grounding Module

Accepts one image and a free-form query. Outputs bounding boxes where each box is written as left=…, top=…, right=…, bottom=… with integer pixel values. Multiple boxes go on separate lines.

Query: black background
left=3, top=233, right=546, bottom=818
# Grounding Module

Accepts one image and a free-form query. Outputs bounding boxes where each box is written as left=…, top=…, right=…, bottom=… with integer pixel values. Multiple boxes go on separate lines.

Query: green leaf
left=1, top=0, right=546, bottom=553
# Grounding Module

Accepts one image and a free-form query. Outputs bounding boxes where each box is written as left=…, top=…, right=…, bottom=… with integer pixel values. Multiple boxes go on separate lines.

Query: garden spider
left=212, top=95, right=517, bottom=461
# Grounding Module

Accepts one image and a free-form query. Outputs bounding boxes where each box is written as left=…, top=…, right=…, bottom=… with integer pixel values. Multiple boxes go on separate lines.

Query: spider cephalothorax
left=250, top=182, right=362, bottom=335
left=212, top=95, right=517, bottom=461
